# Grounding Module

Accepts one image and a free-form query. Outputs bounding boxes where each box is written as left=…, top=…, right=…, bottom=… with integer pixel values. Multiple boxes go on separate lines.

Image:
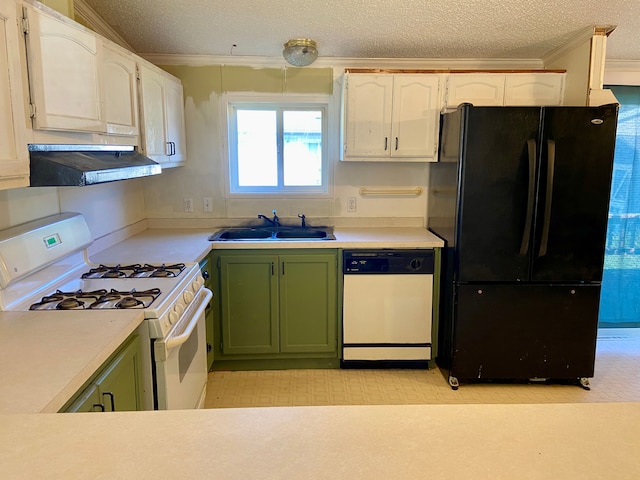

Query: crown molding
left=604, top=59, right=640, bottom=86
left=139, top=53, right=544, bottom=70
left=542, top=25, right=602, bottom=66
left=73, top=0, right=133, bottom=50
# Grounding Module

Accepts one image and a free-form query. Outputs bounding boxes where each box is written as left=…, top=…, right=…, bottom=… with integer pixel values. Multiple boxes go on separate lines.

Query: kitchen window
left=227, top=100, right=328, bottom=195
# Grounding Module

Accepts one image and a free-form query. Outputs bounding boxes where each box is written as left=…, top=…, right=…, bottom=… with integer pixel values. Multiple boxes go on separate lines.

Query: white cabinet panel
left=446, top=73, right=565, bottom=108
left=504, top=74, right=565, bottom=106
left=445, top=74, right=505, bottom=108
left=165, top=77, right=186, bottom=165
left=24, top=3, right=104, bottom=133
left=392, top=75, right=440, bottom=158
left=342, top=73, right=440, bottom=162
left=102, top=42, right=138, bottom=136
left=138, top=62, right=186, bottom=168
left=343, top=75, right=393, bottom=157
left=0, top=0, right=28, bottom=189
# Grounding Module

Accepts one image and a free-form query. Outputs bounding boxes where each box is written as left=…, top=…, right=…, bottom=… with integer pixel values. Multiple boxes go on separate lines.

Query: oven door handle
left=164, top=288, right=212, bottom=350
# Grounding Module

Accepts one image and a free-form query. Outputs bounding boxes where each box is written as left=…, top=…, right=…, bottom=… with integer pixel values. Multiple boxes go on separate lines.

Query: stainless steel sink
left=209, top=226, right=335, bottom=241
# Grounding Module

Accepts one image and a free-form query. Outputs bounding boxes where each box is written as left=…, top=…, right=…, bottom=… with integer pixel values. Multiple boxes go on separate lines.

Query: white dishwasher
left=342, top=249, right=434, bottom=367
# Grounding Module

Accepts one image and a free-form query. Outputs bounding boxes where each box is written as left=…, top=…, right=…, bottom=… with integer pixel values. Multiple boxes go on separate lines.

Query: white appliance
left=342, top=250, right=434, bottom=366
left=0, top=213, right=211, bottom=410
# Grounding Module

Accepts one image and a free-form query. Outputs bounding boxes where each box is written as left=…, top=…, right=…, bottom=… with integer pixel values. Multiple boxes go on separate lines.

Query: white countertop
left=1, top=402, right=638, bottom=479
left=0, top=310, right=143, bottom=414
left=91, top=226, right=444, bottom=264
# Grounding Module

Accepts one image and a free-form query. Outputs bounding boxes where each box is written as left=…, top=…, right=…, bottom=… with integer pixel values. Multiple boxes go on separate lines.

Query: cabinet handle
left=93, top=403, right=105, bottom=412
left=271, top=262, right=274, bottom=276
left=395, top=137, right=398, bottom=150
left=171, top=141, right=176, bottom=155
left=282, top=262, right=285, bottom=276
left=103, top=392, right=116, bottom=411
left=384, top=137, right=388, bottom=151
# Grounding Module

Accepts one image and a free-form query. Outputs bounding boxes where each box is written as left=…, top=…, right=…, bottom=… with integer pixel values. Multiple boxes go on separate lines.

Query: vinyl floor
left=204, top=328, right=640, bottom=408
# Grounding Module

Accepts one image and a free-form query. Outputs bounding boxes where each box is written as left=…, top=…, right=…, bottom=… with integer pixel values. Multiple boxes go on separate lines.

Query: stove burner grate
left=81, top=263, right=186, bottom=279
left=29, top=288, right=162, bottom=310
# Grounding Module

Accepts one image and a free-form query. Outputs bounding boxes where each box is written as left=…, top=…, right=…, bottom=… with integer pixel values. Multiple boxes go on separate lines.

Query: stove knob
left=173, top=303, right=185, bottom=318
left=183, top=290, right=194, bottom=303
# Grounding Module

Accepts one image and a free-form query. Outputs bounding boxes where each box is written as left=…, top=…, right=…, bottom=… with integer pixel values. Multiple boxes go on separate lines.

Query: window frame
left=226, top=96, right=330, bottom=196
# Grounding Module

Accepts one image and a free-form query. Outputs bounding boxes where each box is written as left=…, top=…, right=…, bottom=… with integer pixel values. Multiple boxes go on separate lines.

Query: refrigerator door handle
left=519, top=139, right=537, bottom=255
left=538, top=139, right=556, bottom=257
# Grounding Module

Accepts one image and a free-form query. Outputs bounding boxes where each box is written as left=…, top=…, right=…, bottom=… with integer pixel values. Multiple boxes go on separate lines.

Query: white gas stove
left=0, top=213, right=211, bottom=411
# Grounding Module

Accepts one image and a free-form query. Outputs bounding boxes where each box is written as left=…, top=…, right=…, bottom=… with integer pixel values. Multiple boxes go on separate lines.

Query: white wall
left=0, top=180, right=146, bottom=243
left=141, top=69, right=429, bottom=227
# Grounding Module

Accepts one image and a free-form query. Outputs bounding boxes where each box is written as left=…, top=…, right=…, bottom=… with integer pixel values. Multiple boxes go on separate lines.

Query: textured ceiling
left=80, top=0, right=640, bottom=61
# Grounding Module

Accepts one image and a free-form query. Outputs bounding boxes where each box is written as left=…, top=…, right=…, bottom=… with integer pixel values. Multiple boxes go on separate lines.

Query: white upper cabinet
left=0, top=0, right=29, bottom=189
left=102, top=41, right=138, bottom=136
left=138, top=62, right=186, bottom=167
left=445, top=74, right=505, bottom=108
left=503, top=73, right=565, bottom=106
left=164, top=77, right=186, bottom=165
left=342, top=74, right=440, bottom=162
left=23, top=3, right=104, bottom=133
left=445, top=73, right=565, bottom=108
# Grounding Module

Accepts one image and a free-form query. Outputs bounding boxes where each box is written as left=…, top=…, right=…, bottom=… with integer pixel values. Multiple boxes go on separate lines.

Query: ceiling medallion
left=282, top=38, right=318, bottom=67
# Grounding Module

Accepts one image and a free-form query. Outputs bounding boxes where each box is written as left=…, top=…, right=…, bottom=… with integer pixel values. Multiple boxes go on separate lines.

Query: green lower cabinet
left=63, top=334, right=144, bottom=412
left=217, top=250, right=338, bottom=362
left=220, top=254, right=279, bottom=354
left=279, top=254, right=337, bottom=353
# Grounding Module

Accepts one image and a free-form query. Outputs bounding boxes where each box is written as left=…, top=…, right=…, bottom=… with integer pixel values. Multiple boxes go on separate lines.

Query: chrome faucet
left=298, top=213, right=306, bottom=227
left=258, top=209, right=280, bottom=227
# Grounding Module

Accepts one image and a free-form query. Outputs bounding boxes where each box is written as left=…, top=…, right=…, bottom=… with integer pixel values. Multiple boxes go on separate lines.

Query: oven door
left=154, top=288, right=212, bottom=409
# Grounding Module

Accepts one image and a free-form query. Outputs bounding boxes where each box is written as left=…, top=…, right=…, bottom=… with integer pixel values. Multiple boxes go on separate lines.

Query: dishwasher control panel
left=343, top=249, right=434, bottom=274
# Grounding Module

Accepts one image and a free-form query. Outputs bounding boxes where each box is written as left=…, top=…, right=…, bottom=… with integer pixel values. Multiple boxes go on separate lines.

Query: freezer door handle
left=519, top=139, right=537, bottom=255
left=538, top=139, right=556, bottom=257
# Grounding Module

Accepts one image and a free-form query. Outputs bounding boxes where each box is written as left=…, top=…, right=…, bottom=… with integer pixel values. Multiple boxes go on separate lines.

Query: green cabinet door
left=220, top=254, right=279, bottom=355
left=93, top=334, right=143, bottom=411
left=62, top=334, right=144, bottom=413
left=279, top=254, right=337, bottom=353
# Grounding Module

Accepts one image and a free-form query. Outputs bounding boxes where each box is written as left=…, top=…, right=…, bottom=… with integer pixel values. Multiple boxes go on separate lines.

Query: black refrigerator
left=428, top=103, right=618, bottom=389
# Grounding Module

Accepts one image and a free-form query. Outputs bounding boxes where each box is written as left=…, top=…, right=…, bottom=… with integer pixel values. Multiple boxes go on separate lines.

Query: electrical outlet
left=203, top=197, right=213, bottom=212
left=347, top=197, right=357, bottom=212
left=183, top=197, right=194, bottom=213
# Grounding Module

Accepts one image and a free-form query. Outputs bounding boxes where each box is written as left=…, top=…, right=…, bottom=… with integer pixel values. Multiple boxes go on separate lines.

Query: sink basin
left=275, top=229, right=329, bottom=239
left=215, top=229, right=273, bottom=240
left=209, top=226, right=335, bottom=241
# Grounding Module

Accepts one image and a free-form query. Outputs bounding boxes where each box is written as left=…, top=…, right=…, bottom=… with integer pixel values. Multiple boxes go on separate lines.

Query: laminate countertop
left=1, top=402, right=639, bottom=479
left=0, top=310, right=144, bottom=414
left=90, top=227, right=444, bottom=264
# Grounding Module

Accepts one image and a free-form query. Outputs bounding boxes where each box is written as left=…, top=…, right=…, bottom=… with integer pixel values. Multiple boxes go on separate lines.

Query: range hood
left=29, top=145, right=162, bottom=187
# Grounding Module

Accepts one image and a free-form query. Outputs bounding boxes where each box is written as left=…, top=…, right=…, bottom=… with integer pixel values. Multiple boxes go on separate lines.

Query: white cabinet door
left=343, top=74, right=393, bottom=158
left=342, top=74, right=440, bottom=162
left=445, top=74, right=505, bottom=108
left=504, top=73, right=565, bottom=106
left=391, top=75, right=440, bottom=158
left=138, top=63, right=168, bottom=163
left=102, top=42, right=138, bottom=136
left=138, top=62, right=187, bottom=167
left=24, top=4, right=104, bottom=133
left=0, top=0, right=28, bottom=189
left=164, top=76, right=186, bottom=167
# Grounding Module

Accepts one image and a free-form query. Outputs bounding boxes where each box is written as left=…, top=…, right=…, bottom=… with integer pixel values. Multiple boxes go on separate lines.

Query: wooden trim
left=344, top=68, right=566, bottom=74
